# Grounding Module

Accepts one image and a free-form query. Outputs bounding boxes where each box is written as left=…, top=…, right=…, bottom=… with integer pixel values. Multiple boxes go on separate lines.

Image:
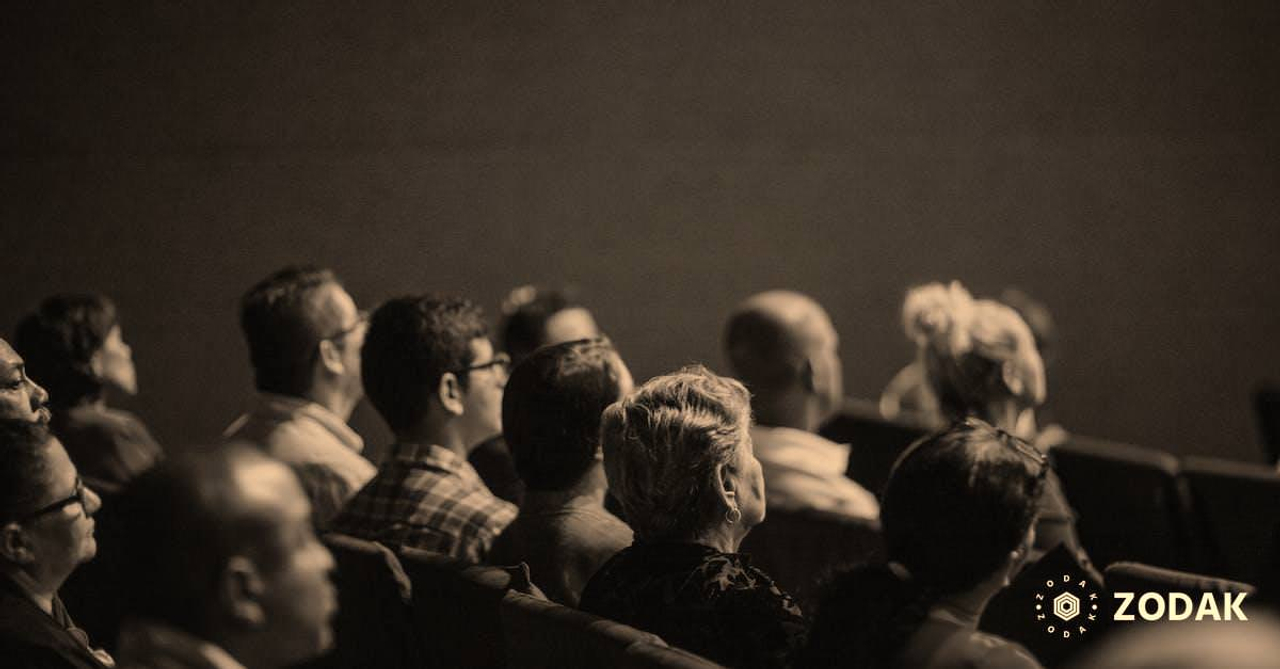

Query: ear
left=220, top=556, right=268, bottom=629
left=0, top=524, right=34, bottom=565
left=799, top=357, right=818, bottom=394
left=316, top=339, right=346, bottom=376
left=712, top=461, right=738, bottom=512
left=437, top=372, right=465, bottom=417
left=88, top=349, right=106, bottom=381
left=1001, top=360, right=1025, bottom=397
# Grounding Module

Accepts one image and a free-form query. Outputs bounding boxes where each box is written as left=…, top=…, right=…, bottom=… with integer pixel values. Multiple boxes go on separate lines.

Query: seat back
left=1182, top=456, right=1280, bottom=585
left=1049, top=437, right=1195, bottom=570
left=399, top=547, right=527, bottom=668
left=302, top=534, right=418, bottom=669
left=1104, top=561, right=1255, bottom=597
left=738, top=507, right=884, bottom=608
left=819, top=398, right=930, bottom=497
left=500, top=591, right=664, bottom=668
left=621, top=642, right=728, bottom=669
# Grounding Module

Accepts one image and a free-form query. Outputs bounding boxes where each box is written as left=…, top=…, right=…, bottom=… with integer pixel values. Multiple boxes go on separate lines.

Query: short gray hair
left=600, top=365, right=752, bottom=542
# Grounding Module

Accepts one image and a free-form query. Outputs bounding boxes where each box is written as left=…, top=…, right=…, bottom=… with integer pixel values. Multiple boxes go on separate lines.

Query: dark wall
left=4, top=2, right=1278, bottom=463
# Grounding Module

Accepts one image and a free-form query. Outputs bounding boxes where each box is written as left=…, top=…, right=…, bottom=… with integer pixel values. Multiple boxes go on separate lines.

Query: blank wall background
left=3, top=2, right=1278, bottom=463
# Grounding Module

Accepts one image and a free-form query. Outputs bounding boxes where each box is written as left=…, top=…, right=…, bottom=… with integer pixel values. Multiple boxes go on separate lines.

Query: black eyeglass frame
left=19, top=477, right=89, bottom=523
left=453, top=351, right=512, bottom=376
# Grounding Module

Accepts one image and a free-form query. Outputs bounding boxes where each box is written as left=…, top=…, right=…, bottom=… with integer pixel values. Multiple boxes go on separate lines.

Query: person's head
left=362, top=295, right=506, bottom=448
left=903, top=281, right=1046, bottom=424
left=502, top=338, right=633, bottom=493
left=239, top=266, right=366, bottom=412
left=14, top=294, right=137, bottom=409
left=999, top=286, right=1057, bottom=369
left=499, top=285, right=600, bottom=366
left=116, top=445, right=336, bottom=668
left=600, top=365, right=764, bottom=548
left=0, top=339, right=51, bottom=424
left=0, top=420, right=101, bottom=593
left=800, top=419, right=1045, bottom=668
left=724, top=290, right=842, bottom=428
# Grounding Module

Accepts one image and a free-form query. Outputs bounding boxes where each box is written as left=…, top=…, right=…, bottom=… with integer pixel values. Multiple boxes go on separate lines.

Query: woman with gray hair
left=579, top=365, right=805, bottom=669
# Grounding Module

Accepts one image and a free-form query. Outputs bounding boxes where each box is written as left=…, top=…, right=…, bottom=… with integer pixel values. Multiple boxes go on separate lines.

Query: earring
left=725, top=506, right=742, bottom=524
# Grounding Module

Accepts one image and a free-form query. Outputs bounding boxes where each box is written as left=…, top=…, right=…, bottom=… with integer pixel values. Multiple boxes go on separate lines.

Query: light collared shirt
left=750, top=424, right=880, bottom=520
left=330, top=442, right=517, bottom=563
left=116, top=620, right=246, bottom=669
left=223, top=393, right=376, bottom=503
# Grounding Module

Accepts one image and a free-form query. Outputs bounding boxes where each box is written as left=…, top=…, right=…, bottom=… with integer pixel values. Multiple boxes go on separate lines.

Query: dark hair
left=239, top=265, right=341, bottom=397
left=13, top=294, right=119, bottom=408
left=499, top=286, right=581, bottom=365
left=502, top=338, right=627, bottom=492
left=0, top=419, right=55, bottom=522
left=361, top=295, right=489, bottom=433
left=800, top=419, right=1045, bottom=668
left=113, top=446, right=293, bottom=634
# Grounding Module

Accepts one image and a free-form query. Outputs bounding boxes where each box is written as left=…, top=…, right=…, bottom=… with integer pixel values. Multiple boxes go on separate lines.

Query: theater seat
left=1182, top=456, right=1280, bottom=585
left=306, top=534, right=418, bottom=669
left=1049, top=437, right=1195, bottom=571
left=1104, top=561, right=1255, bottom=598
left=621, top=641, right=728, bottom=669
left=739, top=506, right=884, bottom=608
left=819, top=398, right=930, bottom=497
left=399, top=547, right=535, bottom=669
left=500, top=591, right=663, bottom=668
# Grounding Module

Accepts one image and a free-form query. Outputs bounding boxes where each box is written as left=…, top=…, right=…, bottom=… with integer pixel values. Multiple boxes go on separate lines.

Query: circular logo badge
left=1034, top=572, right=1101, bottom=639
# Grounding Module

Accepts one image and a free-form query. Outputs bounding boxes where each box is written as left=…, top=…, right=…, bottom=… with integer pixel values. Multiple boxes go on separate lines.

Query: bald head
left=724, top=291, right=836, bottom=388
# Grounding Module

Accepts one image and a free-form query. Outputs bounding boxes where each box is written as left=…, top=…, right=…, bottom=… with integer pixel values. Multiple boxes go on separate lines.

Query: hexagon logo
left=1053, top=592, right=1081, bottom=622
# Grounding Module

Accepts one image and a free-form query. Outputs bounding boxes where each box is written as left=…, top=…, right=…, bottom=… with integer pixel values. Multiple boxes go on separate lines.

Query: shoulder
left=941, top=631, right=1044, bottom=669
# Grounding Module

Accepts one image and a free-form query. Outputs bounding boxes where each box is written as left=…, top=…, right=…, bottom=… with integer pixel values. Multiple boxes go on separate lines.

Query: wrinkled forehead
left=0, top=339, right=21, bottom=371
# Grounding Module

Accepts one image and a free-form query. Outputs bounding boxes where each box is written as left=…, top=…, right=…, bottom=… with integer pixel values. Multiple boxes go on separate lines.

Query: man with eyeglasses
left=223, top=266, right=375, bottom=527
left=0, top=419, right=112, bottom=668
left=330, top=295, right=516, bottom=563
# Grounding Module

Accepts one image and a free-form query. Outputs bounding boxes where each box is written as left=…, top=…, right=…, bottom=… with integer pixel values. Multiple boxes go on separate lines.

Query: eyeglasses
left=22, top=477, right=89, bottom=522
left=455, top=352, right=511, bottom=376
left=323, top=310, right=369, bottom=343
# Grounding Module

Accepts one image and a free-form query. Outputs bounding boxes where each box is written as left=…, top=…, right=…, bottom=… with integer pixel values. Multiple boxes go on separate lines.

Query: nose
left=83, top=486, right=103, bottom=516
left=29, top=378, right=49, bottom=407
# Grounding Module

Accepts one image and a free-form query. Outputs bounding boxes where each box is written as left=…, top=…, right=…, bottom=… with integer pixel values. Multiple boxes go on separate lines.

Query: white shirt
left=750, top=424, right=880, bottom=520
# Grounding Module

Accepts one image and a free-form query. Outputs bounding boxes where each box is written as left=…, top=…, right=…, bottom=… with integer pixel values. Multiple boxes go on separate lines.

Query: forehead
left=234, top=459, right=311, bottom=525
left=36, top=437, right=77, bottom=500
left=0, top=340, right=20, bottom=369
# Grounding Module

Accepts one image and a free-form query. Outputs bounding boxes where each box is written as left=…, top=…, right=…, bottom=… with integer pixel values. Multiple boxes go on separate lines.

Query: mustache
left=34, top=403, right=52, bottom=424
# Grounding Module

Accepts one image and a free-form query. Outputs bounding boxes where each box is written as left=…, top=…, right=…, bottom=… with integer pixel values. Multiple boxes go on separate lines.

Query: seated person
left=0, top=420, right=111, bottom=668
left=798, top=419, right=1045, bottom=669
left=331, top=296, right=516, bottom=562
left=15, top=294, right=163, bottom=494
left=112, top=445, right=337, bottom=669
left=489, top=338, right=634, bottom=606
left=0, top=338, right=52, bottom=424
left=223, top=266, right=375, bottom=527
left=580, top=366, right=806, bottom=669
left=472, top=285, right=603, bottom=505
left=724, top=290, right=879, bottom=520
left=899, top=281, right=1091, bottom=574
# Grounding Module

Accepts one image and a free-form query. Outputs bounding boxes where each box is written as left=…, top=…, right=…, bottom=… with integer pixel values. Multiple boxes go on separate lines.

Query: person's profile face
left=812, top=315, right=844, bottom=418
left=0, top=339, right=51, bottom=424
left=458, top=337, right=507, bottom=448
left=97, top=325, right=138, bottom=396
left=315, top=283, right=366, bottom=400
left=18, top=437, right=101, bottom=588
left=252, top=467, right=338, bottom=664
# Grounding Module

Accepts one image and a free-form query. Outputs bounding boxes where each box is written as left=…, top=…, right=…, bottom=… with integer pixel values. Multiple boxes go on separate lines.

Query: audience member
left=897, top=281, right=1092, bottom=573
left=724, top=290, right=879, bottom=520
left=580, top=365, right=806, bottom=669
left=472, top=285, right=602, bottom=505
left=488, top=338, right=634, bottom=606
left=0, top=338, right=52, bottom=424
left=112, top=445, right=336, bottom=669
left=223, top=266, right=374, bottom=527
left=0, top=420, right=111, bottom=668
left=14, top=294, right=162, bottom=494
left=798, top=419, right=1045, bottom=669
left=331, top=296, right=516, bottom=562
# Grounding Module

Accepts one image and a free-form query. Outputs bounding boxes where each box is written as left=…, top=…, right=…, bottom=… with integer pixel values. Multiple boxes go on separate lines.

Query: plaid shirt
left=331, top=442, right=516, bottom=563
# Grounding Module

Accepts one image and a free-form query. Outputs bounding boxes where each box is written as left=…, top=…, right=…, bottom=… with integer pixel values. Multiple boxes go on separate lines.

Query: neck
left=303, top=383, right=356, bottom=422
left=932, top=588, right=993, bottom=627
left=2, top=566, right=57, bottom=616
left=397, top=416, right=467, bottom=459
left=523, top=467, right=607, bottom=509
left=752, top=391, right=820, bottom=433
left=689, top=521, right=743, bottom=554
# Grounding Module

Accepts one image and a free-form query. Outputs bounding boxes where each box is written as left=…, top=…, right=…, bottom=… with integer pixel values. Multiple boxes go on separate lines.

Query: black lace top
left=579, top=541, right=807, bottom=669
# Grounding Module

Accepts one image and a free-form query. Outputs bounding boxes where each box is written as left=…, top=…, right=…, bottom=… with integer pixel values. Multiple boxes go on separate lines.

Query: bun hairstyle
left=799, top=419, right=1046, bottom=669
left=902, top=281, right=1042, bottom=421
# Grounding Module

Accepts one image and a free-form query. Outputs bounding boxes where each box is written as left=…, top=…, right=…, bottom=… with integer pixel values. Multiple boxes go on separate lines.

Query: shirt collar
left=117, top=620, right=247, bottom=669
left=251, top=392, right=364, bottom=453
